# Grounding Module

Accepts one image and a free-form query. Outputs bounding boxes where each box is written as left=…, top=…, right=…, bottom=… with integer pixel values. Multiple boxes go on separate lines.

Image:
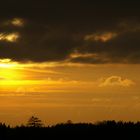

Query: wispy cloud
left=0, top=32, right=19, bottom=42
left=11, top=18, right=25, bottom=27
left=99, top=76, right=135, bottom=87
left=84, top=32, right=117, bottom=42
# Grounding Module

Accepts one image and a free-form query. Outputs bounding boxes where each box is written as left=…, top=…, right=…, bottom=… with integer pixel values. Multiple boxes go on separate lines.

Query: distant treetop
left=27, top=116, right=43, bottom=128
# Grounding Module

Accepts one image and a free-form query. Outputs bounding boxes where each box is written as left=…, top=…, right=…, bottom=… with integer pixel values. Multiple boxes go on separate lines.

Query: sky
left=0, top=0, right=140, bottom=125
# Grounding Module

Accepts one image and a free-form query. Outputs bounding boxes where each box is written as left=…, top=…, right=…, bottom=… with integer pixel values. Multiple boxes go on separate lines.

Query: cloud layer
left=0, top=1, right=140, bottom=64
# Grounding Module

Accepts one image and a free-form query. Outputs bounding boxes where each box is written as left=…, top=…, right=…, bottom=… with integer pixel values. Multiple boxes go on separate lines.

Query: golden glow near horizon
left=0, top=59, right=18, bottom=68
left=0, top=59, right=137, bottom=92
left=0, top=59, right=23, bottom=85
left=0, top=59, right=140, bottom=125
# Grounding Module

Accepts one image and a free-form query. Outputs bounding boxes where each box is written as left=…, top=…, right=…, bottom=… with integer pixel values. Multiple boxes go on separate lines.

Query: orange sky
left=0, top=60, right=140, bottom=125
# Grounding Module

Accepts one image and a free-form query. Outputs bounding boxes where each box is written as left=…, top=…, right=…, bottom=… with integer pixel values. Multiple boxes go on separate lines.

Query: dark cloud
left=0, top=0, right=140, bottom=63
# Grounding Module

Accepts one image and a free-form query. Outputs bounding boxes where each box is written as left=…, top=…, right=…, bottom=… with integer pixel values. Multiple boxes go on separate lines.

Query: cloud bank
left=0, top=1, right=140, bottom=64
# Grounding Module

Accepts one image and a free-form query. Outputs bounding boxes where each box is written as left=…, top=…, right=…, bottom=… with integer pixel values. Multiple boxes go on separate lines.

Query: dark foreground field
left=0, top=121, right=140, bottom=139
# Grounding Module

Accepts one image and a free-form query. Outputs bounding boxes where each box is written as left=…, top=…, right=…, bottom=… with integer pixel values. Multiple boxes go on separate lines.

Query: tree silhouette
left=27, top=116, right=43, bottom=128
left=0, top=120, right=140, bottom=139
left=66, top=120, right=73, bottom=124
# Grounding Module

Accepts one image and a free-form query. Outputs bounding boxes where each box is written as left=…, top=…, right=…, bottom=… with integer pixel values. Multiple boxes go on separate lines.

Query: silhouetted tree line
left=0, top=116, right=140, bottom=139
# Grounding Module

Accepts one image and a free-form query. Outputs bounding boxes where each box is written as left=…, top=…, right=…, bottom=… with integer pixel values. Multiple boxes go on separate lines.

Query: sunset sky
left=0, top=0, right=140, bottom=125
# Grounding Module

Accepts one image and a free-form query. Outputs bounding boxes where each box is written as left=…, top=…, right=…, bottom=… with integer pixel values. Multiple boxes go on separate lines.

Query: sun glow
left=0, top=59, right=18, bottom=68
left=0, top=59, right=22, bottom=81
